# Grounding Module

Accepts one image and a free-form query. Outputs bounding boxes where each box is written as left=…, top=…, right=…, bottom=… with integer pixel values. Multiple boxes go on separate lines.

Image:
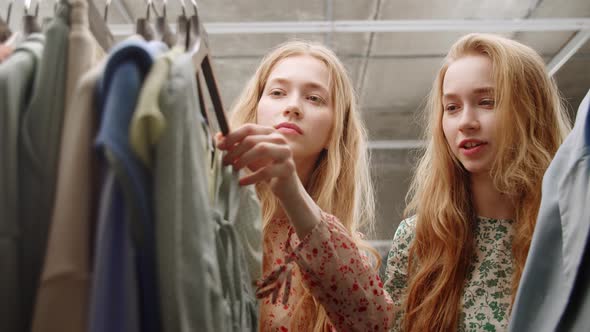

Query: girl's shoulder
left=394, top=215, right=417, bottom=239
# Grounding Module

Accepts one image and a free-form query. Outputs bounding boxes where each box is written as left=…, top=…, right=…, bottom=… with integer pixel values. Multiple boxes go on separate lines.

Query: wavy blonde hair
left=230, top=40, right=377, bottom=331
left=402, top=33, right=571, bottom=331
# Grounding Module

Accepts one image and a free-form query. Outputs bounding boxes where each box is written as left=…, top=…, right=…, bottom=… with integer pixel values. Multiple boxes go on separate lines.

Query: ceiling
left=2, top=0, right=589, bottom=250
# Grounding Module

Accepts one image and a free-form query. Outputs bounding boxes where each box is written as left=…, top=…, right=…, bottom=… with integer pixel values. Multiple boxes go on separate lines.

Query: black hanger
left=0, top=1, right=13, bottom=43
left=136, top=0, right=154, bottom=41
left=189, top=1, right=229, bottom=135
left=23, top=1, right=41, bottom=36
left=153, top=1, right=176, bottom=48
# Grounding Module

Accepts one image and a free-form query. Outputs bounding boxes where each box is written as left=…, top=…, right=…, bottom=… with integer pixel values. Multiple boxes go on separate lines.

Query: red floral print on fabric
left=257, top=213, right=394, bottom=331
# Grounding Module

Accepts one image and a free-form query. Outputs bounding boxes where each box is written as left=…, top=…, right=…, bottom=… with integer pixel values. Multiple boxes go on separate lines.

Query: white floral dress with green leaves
left=384, top=216, right=514, bottom=332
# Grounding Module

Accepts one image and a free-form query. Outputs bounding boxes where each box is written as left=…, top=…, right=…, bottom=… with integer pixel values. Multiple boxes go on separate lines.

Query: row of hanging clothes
left=0, top=0, right=263, bottom=331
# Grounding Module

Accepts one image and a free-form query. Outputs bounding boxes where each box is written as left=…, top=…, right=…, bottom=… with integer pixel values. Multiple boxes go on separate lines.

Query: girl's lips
left=277, top=127, right=301, bottom=135
left=275, top=122, right=303, bottom=135
left=460, top=143, right=487, bottom=157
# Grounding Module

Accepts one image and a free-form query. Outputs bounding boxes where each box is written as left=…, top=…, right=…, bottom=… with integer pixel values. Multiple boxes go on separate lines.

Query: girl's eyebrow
left=268, top=77, right=329, bottom=96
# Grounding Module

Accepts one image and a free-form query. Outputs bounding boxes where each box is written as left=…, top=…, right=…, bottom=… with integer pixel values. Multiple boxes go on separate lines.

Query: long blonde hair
left=402, top=33, right=571, bottom=331
left=230, top=40, right=376, bottom=331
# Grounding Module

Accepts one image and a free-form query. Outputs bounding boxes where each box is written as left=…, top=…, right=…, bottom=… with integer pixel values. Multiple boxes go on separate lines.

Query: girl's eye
left=481, top=99, right=495, bottom=107
left=308, top=95, right=325, bottom=104
left=445, top=104, right=459, bottom=112
left=270, top=89, right=284, bottom=96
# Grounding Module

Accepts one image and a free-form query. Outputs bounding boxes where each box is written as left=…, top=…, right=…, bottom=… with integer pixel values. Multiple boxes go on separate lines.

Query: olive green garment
left=0, top=32, right=45, bottom=332
left=17, top=1, right=70, bottom=330
left=155, top=53, right=262, bottom=332
left=155, top=53, right=229, bottom=332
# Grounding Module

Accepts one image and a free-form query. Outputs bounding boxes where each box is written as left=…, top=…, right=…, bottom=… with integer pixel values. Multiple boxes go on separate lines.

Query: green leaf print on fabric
left=384, top=216, right=514, bottom=331
left=483, top=322, right=497, bottom=331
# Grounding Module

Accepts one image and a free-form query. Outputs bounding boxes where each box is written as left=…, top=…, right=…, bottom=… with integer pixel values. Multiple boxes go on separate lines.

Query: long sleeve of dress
left=257, top=212, right=394, bottom=332
left=383, top=218, right=415, bottom=330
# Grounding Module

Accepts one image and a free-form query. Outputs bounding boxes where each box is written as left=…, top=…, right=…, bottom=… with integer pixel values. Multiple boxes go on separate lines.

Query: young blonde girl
left=384, top=33, right=571, bottom=331
left=218, top=41, right=393, bottom=331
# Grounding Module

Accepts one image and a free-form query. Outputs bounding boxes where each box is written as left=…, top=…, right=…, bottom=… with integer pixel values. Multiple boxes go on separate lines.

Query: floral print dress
left=384, top=216, right=515, bottom=332
left=257, top=213, right=394, bottom=331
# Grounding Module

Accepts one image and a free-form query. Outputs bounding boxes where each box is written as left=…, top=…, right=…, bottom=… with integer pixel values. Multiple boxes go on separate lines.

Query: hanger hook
left=6, top=0, right=13, bottom=24
left=178, top=0, right=186, bottom=17
left=146, top=0, right=161, bottom=20
left=190, top=0, right=197, bottom=15
left=104, top=0, right=111, bottom=22
left=23, top=0, right=31, bottom=15
left=151, top=0, right=164, bottom=18
left=146, top=0, right=152, bottom=20
left=163, top=0, right=167, bottom=18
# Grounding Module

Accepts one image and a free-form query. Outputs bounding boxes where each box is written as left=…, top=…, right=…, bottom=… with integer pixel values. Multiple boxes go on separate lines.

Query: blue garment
left=510, top=90, right=590, bottom=332
left=89, top=167, right=140, bottom=332
left=89, top=39, right=166, bottom=332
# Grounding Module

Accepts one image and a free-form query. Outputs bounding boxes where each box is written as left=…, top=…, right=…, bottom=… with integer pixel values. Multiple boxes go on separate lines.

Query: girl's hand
left=217, top=123, right=322, bottom=238
left=216, top=124, right=300, bottom=201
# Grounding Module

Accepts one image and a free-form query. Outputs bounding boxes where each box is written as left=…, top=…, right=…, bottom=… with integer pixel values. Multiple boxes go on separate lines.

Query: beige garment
left=31, top=34, right=139, bottom=332
left=130, top=47, right=182, bottom=167
left=64, top=0, right=97, bottom=111
left=30, top=59, right=104, bottom=332
left=31, top=1, right=99, bottom=330
left=93, top=37, right=106, bottom=60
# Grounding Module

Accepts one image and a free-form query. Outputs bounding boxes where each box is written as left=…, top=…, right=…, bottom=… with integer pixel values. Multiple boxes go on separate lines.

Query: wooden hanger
left=0, top=0, right=13, bottom=43
left=136, top=0, right=154, bottom=41
left=153, top=1, right=176, bottom=48
left=175, top=0, right=189, bottom=50
left=22, top=0, right=41, bottom=36
left=188, top=0, right=229, bottom=135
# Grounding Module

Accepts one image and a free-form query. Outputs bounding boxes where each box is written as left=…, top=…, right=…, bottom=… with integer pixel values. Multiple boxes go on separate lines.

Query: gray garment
left=17, top=2, right=70, bottom=331
left=210, top=152, right=260, bottom=331
left=510, top=90, right=590, bottom=332
left=234, top=184, right=263, bottom=283
left=0, top=32, right=45, bottom=332
left=155, top=54, right=261, bottom=332
left=156, top=54, right=229, bottom=332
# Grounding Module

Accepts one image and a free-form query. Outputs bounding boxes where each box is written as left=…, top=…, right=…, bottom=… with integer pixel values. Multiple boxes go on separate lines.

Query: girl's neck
left=470, top=172, right=515, bottom=220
